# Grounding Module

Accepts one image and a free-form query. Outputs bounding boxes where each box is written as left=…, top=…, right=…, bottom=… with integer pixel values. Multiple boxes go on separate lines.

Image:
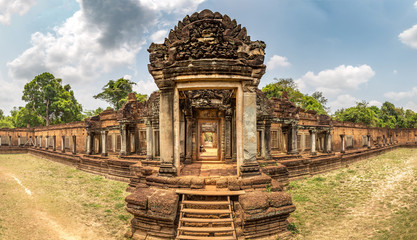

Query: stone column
left=224, top=115, right=232, bottom=162
left=260, top=128, right=266, bottom=158
left=158, top=88, right=176, bottom=176
left=239, top=86, right=260, bottom=177
left=86, top=131, right=92, bottom=155
left=185, top=116, right=194, bottom=164
left=264, top=119, right=272, bottom=160
left=0, top=136, right=2, bottom=146
left=34, top=136, right=37, bottom=148
left=340, top=134, right=345, bottom=153
left=72, top=136, right=77, bottom=154
left=310, top=129, right=317, bottom=155
left=326, top=130, right=332, bottom=153
left=180, top=113, right=185, bottom=162
left=18, top=136, right=21, bottom=146
left=288, top=123, right=299, bottom=154
left=367, top=135, right=371, bottom=149
left=146, top=119, right=153, bottom=160
left=173, top=87, right=181, bottom=175
left=45, top=136, right=49, bottom=150
left=101, top=130, right=108, bottom=156
left=396, top=134, right=399, bottom=144
left=61, top=136, right=65, bottom=153
left=39, top=136, right=42, bottom=148
left=120, top=124, right=127, bottom=156
left=52, top=136, right=56, bottom=151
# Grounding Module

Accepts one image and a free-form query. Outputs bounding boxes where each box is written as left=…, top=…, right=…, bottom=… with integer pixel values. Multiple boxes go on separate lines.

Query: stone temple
left=1, top=9, right=417, bottom=240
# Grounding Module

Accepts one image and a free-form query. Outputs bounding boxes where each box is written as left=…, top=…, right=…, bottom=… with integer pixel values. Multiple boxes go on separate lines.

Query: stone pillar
left=340, top=134, right=345, bottom=153
left=86, top=131, right=92, bottom=155
left=185, top=116, right=194, bottom=164
left=34, top=136, right=37, bottom=148
left=325, top=130, right=332, bottom=153
left=396, top=134, right=399, bottom=144
left=173, top=87, right=181, bottom=175
left=72, top=136, right=77, bottom=154
left=367, top=135, right=371, bottom=149
left=45, top=136, right=49, bottom=150
left=224, top=115, right=232, bottom=162
left=310, top=129, right=317, bottom=155
left=239, top=86, right=260, bottom=177
left=146, top=119, right=153, bottom=160
left=101, top=130, right=108, bottom=156
left=158, top=88, right=176, bottom=176
left=18, top=136, right=21, bottom=146
left=180, top=114, right=185, bottom=162
left=120, top=124, right=127, bottom=156
left=0, top=136, right=2, bottom=146
left=52, top=136, right=56, bottom=151
left=9, top=136, right=11, bottom=146
left=39, top=136, right=42, bottom=148
left=61, top=136, right=65, bottom=153
left=288, top=123, right=299, bottom=154
left=390, top=135, right=393, bottom=145
left=264, top=119, right=272, bottom=160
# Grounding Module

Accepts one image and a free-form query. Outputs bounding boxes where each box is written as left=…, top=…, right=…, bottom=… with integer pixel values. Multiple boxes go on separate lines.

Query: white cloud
left=369, top=100, right=382, bottom=108
left=139, top=0, right=205, bottom=15
left=405, top=101, right=417, bottom=112
left=7, top=0, right=205, bottom=84
left=393, top=70, right=397, bottom=74
left=295, top=64, right=375, bottom=97
left=0, top=0, right=37, bottom=25
left=133, top=78, right=158, bottom=95
left=399, top=24, right=417, bottom=49
left=415, top=1, right=417, bottom=9
left=150, top=29, right=168, bottom=44
left=384, top=87, right=417, bottom=100
left=266, top=55, right=291, bottom=69
left=329, top=94, right=359, bottom=112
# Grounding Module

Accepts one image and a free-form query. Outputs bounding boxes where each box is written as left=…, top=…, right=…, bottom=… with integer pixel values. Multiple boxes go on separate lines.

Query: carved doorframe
left=196, top=118, right=221, bottom=162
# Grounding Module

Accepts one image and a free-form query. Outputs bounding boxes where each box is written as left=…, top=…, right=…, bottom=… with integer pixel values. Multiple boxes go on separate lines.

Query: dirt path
left=0, top=155, right=128, bottom=240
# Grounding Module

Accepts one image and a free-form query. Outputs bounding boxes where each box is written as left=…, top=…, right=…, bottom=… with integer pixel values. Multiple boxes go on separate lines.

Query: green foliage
left=83, top=107, right=105, bottom=119
left=262, top=78, right=328, bottom=115
left=94, top=78, right=138, bottom=110
left=22, top=72, right=83, bottom=126
left=13, top=107, right=44, bottom=128
left=334, top=101, right=417, bottom=129
left=118, top=92, right=148, bottom=108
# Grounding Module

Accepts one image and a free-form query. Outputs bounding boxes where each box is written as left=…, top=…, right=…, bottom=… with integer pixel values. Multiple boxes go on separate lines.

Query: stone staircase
left=176, top=190, right=244, bottom=240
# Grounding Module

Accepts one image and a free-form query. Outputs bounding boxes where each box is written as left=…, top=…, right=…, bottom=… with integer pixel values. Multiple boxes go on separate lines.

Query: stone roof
left=148, top=9, right=266, bottom=89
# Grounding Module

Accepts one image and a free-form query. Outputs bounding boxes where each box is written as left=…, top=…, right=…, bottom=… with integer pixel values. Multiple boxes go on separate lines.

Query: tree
left=13, top=107, right=44, bottom=128
left=333, top=101, right=379, bottom=127
left=83, top=107, right=105, bottom=119
left=119, top=92, right=148, bottom=107
left=22, top=72, right=83, bottom=126
left=93, top=78, right=137, bottom=110
left=262, top=78, right=328, bottom=115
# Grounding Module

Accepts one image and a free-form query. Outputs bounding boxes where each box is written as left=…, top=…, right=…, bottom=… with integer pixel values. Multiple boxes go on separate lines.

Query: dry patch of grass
left=288, top=148, right=417, bottom=240
left=0, top=154, right=130, bottom=240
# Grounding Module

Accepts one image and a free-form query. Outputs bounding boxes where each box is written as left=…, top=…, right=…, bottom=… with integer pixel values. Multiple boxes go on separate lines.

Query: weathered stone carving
left=148, top=9, right=266, bottom=88
left=183, top=89, right=233, bottom=110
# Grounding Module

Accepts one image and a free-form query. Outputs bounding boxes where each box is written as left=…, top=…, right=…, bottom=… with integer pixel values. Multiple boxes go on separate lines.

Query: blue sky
left=1, top=0, right=417, bottom=114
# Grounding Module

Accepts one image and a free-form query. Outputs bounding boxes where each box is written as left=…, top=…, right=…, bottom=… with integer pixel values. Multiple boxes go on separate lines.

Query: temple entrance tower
left=148, top=9, right=267, bottom=177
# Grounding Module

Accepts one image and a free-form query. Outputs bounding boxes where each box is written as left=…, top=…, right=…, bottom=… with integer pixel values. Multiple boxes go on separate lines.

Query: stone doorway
left=197, top=119, right=220, bottom=162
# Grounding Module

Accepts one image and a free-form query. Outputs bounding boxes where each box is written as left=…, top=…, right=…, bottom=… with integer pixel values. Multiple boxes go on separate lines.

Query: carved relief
left=183, top=89, right=233, bottom=111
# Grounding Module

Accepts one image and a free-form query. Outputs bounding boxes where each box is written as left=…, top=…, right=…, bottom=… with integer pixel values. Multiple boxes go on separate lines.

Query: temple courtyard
left=0, top=150, right=416, bottom=240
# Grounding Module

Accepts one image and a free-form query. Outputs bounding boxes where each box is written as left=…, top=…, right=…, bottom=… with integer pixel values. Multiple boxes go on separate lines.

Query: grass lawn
left=288, top=148, right=417, bottom=240
left=0, top=154, right=130, bottom=240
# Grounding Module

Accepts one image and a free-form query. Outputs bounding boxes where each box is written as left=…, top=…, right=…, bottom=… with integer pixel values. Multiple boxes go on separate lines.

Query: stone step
left=181, top=209, right=230, bottom=215
left=176, top=236, right=235, bottom=240
left=178, top=226, right=234, bottom=233
left=176, top=190, right=245, bottom=196
left=182, top=200, right=229, bottom=205
left=181, top=217, right=233, bottom=223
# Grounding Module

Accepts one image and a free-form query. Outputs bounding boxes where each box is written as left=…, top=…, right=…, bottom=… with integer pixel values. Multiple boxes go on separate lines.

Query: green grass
left=0, top=154, right=130, bottom=240
left=289, top=148, right=417, bottom=239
